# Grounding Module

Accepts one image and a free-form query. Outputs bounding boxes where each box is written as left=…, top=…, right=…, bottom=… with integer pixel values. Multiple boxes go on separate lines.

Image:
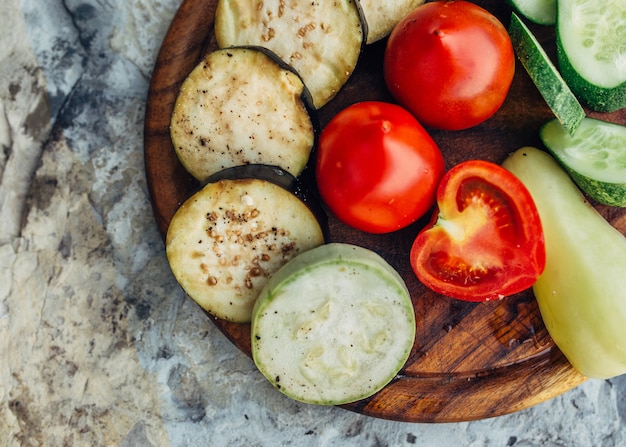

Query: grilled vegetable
left=166, top=165, right=326, bottom=323
left=251, top=243, right=415, bottom=405
left=556, top=0, right=626, bottom=112
left=503, top=147, right=626, bottom=379
left=170, top=47, right=316, bottom=183
left=541, top=117, right=626, bottom=207
left=359, top=0, right=425, bottom=44
left=214, top=0, right=365, bottom=109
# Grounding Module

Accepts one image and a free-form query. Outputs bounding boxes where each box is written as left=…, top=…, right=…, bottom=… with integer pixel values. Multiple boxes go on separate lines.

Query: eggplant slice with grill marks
left=358, top=0, right=425, bottom=44
left=166, top=165, right=327, bottom=324
left=214, top=0, right=366, bottom=109
left=170, top=46, right=317, bottom=183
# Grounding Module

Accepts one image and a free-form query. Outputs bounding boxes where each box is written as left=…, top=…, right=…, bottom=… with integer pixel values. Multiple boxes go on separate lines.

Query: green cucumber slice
left=251, top=243, right=415, bottom=405
left=508, top=12, right=586, bottom=135
left=556, top=0, right=626, bottom=112
left=507, top=0, right=556, bottom=25
left=540, top=117, right=626, bottom=207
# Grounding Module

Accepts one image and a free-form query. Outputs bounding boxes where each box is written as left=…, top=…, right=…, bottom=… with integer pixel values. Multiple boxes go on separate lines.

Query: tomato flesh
left=384, top=1, right=515, bottom=131
left=410, top=160, right=545, bottom=301
left=316, top=101, right=445, bottom=234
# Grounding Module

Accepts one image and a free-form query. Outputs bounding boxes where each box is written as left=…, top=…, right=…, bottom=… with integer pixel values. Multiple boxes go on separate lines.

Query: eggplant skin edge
left=205, top=164, right=329, bottom=242
left=166, top=165, right=328, bottom=323
left=214, top=0, right=366, bottom=109
left=170, top=46, right=318, bottom=184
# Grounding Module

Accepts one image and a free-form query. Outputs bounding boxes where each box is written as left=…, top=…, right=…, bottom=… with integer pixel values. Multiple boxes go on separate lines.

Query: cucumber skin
left=540, top=119, right=626, bottom=207
left=508, top=13, right=585, bottom=135
left=562, top=168, right=626, bottom=207
left=556, top=23, right=626, bottom=112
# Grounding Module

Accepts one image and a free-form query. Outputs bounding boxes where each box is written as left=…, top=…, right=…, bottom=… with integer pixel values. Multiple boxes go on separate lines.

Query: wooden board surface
left=144, top=0, right=626, bottom=422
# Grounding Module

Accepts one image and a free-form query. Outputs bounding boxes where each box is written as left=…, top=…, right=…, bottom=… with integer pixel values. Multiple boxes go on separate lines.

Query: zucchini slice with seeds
left=251, top=243, right=415, bottom=405
left=540, top=117, right=626, bottom=207
left=214, top=0, right=365, bottom=109
left=166, top=165, right=326, bottom=323
left=556, top=0, right=626, bottom=112
left=170, top=47, right=316, bottom=183
left=359, top=0, right=425, bottom=44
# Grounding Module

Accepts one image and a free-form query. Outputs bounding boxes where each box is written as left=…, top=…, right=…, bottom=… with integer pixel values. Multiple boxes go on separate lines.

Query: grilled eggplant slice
left=359, top=0, right=425, bottom=44
left=170, top=47, right=316, bottom=183
left=166, top=165, right=327, bottom=323
left=214, top=0, right=365, bottom=109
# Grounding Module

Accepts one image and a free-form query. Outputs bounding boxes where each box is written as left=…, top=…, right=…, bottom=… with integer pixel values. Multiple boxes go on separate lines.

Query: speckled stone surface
left=1, top=0, right=625, bottom=445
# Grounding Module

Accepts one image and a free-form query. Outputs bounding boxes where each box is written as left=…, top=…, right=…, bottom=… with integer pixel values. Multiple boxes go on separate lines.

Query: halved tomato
left=410, top=160, right=545, bottom=302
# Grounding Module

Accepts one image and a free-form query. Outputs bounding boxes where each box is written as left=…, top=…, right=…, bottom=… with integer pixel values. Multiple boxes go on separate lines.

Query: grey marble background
left=1, top=0, right=624, bottom=445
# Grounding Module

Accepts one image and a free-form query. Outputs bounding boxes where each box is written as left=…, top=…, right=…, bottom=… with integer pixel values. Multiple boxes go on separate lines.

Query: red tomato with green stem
left=315, top=101, right=445, bottom=234
left=384, top=1, right=515, bottom=131
left=410, top=160, right=545, bottom=302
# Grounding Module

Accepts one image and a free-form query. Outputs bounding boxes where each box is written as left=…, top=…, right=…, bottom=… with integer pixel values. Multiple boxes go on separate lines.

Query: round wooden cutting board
left=144, top=0, right=626, bottom=422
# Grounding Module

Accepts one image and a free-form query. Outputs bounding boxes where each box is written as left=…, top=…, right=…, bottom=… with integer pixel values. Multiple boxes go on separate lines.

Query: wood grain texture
left=144, top=0, right=626, bottom=422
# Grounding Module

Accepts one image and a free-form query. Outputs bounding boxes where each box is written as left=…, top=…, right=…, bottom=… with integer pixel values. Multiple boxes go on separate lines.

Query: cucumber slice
left=556, top=0, right=626, bottom=112
left=507, top=0, right=556, bottom=25
left=358, top=0, right=425, bottom=44
left=170, top=47, right=316, bottom=183
left=540, top=117, right=626, bottom=207
left=251, top=243, right=415, bottom=405
left=214, top=0, right=365, bottom=109
left=166, top=170, right=326, bottom=323
left=508, top=12, right=586, bottom=135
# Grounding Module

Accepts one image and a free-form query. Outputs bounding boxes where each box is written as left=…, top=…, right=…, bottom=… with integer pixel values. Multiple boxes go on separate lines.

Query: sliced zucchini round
left=170, top=47, right=316, bottom=183
left=166, top=167, right=326, bottom=323
left=540, top=117, right=626, bottom=207
left=214, top=0, right=365, bottom=109
left=251, top=243, right=416, bottom=405
left=556, top=0, right=626, bottom=112
left=359, top=0, right=425, bottom=44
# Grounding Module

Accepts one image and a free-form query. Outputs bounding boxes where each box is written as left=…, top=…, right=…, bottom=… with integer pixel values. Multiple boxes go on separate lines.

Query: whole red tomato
left=315, top=101, right=445, bottom=234
left=410, top=160, right=545, bottom=302
left=384, top=1, right=515, bottom=131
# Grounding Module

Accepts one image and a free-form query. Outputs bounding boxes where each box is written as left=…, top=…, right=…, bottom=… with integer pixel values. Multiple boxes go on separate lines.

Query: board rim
left=143, top=0, right=592, bottom=423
